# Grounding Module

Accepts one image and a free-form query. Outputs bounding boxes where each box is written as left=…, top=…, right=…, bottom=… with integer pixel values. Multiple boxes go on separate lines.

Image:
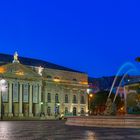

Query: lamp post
left=87, top=88, right=94, bottom=115
left=88, top=94, right=93, bottom=115
left=0, top=79, right=7, bottom=120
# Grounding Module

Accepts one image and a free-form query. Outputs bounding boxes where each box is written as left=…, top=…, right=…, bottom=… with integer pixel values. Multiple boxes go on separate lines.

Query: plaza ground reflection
left=0, top=121, right=139, bottom=140
left=0, top=122, right=12, bottom=140
left=85, top=130, right=96, bottom=140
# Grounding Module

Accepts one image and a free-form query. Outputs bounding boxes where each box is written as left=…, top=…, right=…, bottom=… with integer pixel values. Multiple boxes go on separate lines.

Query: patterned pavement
left=0, top=121, right=139, bottom=140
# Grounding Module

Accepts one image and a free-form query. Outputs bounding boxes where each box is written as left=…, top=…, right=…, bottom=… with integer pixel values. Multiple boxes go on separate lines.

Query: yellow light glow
left=89, top=94, right=93, bottom=98
left=0, top=67, right=5, bottom=73
left=53, top=79, right=60, bottom=82
left=16, top=71, right=24, bottom=76
left=120, top=107, right=124, bottom=111
left=80, top=82, right=88, bottom=85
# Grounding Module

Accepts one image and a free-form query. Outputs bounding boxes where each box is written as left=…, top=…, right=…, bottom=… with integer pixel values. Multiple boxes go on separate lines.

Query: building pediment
left=0, top=63, right=42, bottom=80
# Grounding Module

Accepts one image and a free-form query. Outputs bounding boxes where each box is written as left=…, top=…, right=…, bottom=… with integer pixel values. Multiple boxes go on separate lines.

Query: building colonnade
left=0, top=79, right=42, bottom=118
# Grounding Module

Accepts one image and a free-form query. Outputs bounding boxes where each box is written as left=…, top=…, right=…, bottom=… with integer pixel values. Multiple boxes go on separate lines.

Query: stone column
left=38, top=84, right=42, bottom=114
left=8, top=82, right=13, bottom=117
left=78, top=90, right=81, bottom=115
left=86, top=91, right=88, bottom=114
left=19, top=83, right=23, bottom=117
left=29, top=84, right=33, bottom=117
left=61, top=87, right=64, bottom=115
left=0, top=87, right=1, bottom=118
left=44, top=87, right=47, bottom=116
left=70, top=89, right=73, bottom=113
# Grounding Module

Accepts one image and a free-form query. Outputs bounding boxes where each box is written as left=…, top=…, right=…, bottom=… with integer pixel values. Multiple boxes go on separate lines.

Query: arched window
left=47, top=75, right=52, bottom=79
left=73, top=95, right=77, bottom=103
left=55, top=106, right=60, bottom=114
left=73, top=107, right=77, bottom=116
left=47, top=106, right=51, bottom=116
left=81, top=95, right=85, bottom=104
left=54, top=77, right=60, bottom=80
left=47, top=93, right=51, bottom=103
left=65, top=107, right=68, bottom=115
left=55, top=93, right=59, bottom=103
left=73, top=78, right=77, bottom=81
left=81, top=108, right=85, bottom=115
left=65, top=94, right=69, bottom=103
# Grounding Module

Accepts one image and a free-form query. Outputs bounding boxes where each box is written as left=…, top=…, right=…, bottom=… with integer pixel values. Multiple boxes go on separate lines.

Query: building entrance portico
left=0, top=59, right=42, bottom=119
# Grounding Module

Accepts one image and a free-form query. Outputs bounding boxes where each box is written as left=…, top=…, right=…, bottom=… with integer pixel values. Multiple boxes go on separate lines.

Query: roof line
left=0, top=53, right=85, bottom=74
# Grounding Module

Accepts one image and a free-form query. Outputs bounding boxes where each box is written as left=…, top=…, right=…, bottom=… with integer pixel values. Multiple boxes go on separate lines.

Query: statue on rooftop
left=13, top=51, right=20, bottom=63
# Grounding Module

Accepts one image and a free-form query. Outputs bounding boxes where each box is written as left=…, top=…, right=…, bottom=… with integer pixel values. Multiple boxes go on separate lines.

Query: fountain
left=104, top=63, right=137, bottom=116
left=113, top=68, right=139, bottom=103
left=66, top=62, right=140, bottom=128
left=104, top=98, right=114, bottom=115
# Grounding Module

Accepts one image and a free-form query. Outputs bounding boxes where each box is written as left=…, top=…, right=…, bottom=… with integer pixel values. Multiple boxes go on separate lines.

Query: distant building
left=88, top=75, right=140, bottom=94
left=0, top=52, right=88, bottom=119
left=124, top=82, right=140, bottom=114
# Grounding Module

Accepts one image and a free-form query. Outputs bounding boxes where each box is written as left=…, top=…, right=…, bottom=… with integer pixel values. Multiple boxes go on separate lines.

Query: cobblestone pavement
left=0, top=121, right=140, bottom=140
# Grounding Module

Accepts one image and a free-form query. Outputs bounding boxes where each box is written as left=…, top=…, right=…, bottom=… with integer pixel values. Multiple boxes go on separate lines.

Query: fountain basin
left=65, top=116, right=140, bottom=128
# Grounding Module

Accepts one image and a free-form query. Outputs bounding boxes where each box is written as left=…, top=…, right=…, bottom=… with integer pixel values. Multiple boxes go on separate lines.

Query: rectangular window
left=47, top=93, right=51, bottom=103
left=55, top=94, right=59, bottom=103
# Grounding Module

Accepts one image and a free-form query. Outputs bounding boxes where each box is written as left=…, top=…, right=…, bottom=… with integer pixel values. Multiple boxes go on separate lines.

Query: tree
left=90, top=91, right=121, bottom=114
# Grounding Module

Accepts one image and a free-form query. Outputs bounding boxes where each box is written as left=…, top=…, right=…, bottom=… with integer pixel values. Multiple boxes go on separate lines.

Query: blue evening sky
left=0, top=0, right=140, bottom=77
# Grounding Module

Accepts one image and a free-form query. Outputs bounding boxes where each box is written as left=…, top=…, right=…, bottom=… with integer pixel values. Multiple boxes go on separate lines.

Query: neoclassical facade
left=0, top=53, right=88, bottom=119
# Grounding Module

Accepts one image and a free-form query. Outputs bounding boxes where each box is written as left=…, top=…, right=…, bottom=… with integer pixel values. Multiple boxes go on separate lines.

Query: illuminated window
left=54, top=77, right=60, bottom=82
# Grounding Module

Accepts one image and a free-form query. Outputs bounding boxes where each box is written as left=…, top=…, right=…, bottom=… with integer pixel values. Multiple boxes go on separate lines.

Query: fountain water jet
left=108, top=62, right=136, bottom=98
left=113, top=68, right=138, bottom=103
left=104, top=62, right=137, bottom=115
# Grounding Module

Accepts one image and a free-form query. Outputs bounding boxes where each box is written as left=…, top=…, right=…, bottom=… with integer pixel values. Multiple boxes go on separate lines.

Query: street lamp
left=87, top=88, right=94, bottom=115
left=0, top=79, right=7, bottom=120
left=88, top=94, right=93, bottom=114
left=89, top=94, right=93, bottom=98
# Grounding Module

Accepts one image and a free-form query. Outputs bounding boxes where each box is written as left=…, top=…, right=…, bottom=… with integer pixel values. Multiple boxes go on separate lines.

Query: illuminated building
left=0, top=52, right=88, bottom=119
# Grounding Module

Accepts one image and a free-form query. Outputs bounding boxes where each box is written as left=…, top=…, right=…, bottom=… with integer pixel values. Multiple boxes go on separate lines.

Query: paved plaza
left=0, top=121, right=139, bottom=140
